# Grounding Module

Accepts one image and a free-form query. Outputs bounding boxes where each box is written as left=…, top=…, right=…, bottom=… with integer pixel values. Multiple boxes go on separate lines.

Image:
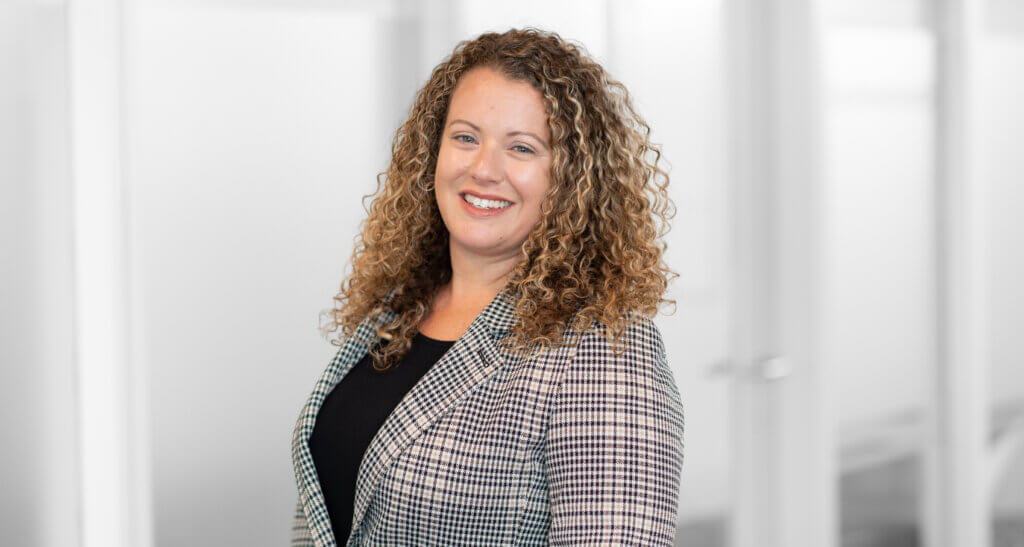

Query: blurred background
left=1, top=0, right=1021, bottom=546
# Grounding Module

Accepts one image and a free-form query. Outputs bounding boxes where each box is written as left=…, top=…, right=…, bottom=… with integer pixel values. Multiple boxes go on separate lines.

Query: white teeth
left=463, top=193, right=512, bottom=209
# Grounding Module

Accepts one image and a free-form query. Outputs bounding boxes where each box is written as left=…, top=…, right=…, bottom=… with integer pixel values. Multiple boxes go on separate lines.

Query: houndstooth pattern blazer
left=290, top=288, right=685, bottom=546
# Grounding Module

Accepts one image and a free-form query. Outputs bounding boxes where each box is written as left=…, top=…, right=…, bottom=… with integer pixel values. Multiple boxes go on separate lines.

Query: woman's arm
left=545, top=316, right=686, bottom=546
left=290, top=498, right=315, bottom=546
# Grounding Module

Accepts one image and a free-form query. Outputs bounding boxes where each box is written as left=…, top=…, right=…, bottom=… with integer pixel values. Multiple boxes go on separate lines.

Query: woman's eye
left=452, top=135, right=532, bottom=154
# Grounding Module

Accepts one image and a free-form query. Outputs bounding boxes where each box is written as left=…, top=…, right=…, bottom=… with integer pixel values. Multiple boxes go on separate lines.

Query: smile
left=460, top=193, right=513, bottom=217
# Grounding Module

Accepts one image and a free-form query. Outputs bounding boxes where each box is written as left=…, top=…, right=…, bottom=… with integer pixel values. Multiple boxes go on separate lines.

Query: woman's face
left=434, top=66, right=553, bottom=262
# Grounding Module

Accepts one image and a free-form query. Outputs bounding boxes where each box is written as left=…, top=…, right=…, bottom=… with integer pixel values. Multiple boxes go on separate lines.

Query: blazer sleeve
left=544, top=317, right=685, bottom=546
left=290, top=498, right=315, bottom=546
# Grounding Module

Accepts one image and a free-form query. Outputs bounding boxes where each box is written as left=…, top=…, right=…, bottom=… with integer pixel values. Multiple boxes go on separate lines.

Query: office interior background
left=1, top=0, right=1021, bottom=546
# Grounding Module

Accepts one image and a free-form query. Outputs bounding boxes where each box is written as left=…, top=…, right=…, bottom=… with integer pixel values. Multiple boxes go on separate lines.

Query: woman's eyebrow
left=448, top=119, right=550, bottom=150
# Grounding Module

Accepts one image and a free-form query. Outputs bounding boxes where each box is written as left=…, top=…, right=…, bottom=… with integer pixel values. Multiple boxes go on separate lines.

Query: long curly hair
left=319, top=27, right=678, bottom=372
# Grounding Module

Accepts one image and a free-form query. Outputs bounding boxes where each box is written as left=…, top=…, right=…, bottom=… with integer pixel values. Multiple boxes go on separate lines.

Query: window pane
left=822, top=5, right=935, bottom=546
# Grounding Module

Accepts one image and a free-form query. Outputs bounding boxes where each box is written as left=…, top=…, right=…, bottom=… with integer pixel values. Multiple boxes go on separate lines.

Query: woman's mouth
left=460, top=193, right=513, bottom=217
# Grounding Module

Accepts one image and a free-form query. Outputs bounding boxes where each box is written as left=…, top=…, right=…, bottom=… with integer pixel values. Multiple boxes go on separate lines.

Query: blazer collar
left=291, top=286, right=519, bottom=547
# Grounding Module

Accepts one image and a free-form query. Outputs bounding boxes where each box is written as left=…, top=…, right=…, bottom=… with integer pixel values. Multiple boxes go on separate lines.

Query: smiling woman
left=291, top=27, right=684, bottom=547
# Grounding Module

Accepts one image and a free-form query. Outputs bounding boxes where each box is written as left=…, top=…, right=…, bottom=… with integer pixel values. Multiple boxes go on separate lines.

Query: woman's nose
left=468, top=141, right=501, bottom=183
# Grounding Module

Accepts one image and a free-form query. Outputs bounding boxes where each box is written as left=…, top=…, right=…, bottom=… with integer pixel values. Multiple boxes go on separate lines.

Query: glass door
left=821, top=3, right=937, bottom=546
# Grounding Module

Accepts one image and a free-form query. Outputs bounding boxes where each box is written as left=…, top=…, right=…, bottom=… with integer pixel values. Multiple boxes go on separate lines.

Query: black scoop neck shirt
left=308, top=330, right=457, bottom=545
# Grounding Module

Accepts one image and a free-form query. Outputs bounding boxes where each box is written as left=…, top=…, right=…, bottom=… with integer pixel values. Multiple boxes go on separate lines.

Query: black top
left=308, top=330, right=457, bottom=545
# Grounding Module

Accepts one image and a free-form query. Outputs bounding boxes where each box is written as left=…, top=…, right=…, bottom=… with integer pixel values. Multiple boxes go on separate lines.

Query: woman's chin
left=450, top=234, right=514, bottom=257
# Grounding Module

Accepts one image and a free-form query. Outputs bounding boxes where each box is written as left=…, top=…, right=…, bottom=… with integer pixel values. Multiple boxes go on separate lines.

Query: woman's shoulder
left=557, top=313, right=669, bottom=380
left=548, top=312, right=684, bottom=441
left=572, top=313, right=665, bottom=349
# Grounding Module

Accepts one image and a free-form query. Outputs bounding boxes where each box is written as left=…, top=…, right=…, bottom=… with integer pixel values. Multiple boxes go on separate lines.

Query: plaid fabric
left=290, top=287, right=685, bottom=546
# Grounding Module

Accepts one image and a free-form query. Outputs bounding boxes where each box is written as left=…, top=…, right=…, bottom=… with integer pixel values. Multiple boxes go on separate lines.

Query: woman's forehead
left=447, top=68, right=550, bottom=138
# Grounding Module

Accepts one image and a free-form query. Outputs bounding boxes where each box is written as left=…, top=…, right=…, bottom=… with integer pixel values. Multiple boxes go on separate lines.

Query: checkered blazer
left=290, top=288, right=685, bottom=546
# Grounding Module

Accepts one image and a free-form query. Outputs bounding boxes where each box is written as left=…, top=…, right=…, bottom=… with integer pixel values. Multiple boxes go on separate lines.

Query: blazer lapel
left=291, top=287, right=519, bottom=547
left=291, top=292, right=400, bottom=547
left=345, top=287, right=518, bottom=545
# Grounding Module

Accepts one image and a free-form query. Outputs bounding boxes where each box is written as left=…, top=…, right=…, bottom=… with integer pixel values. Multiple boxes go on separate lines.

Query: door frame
left=723, top=1, right=836, bottom=546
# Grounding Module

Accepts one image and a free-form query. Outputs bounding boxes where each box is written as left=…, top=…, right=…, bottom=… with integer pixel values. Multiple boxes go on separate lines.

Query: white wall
left=125, top=2, right=396, bottom=545
left=0, top=3, right=79, bottom=547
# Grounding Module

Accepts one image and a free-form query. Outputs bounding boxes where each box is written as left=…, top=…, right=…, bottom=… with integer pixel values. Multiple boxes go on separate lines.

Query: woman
left=291, top=27, right=684, bottom=546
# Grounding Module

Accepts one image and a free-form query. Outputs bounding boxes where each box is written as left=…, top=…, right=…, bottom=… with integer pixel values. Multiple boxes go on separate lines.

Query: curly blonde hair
left=320, top=27, right=678, bottom=372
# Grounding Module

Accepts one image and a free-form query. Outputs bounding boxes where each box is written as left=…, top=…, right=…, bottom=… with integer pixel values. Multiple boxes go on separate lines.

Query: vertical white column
left=67, top=0, right=147, bottom=546
left=724, top=0, right=834, bottom=546
left=769, top=2, right=834, bottom=547
left=926, top=0, right=990, bottom=546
